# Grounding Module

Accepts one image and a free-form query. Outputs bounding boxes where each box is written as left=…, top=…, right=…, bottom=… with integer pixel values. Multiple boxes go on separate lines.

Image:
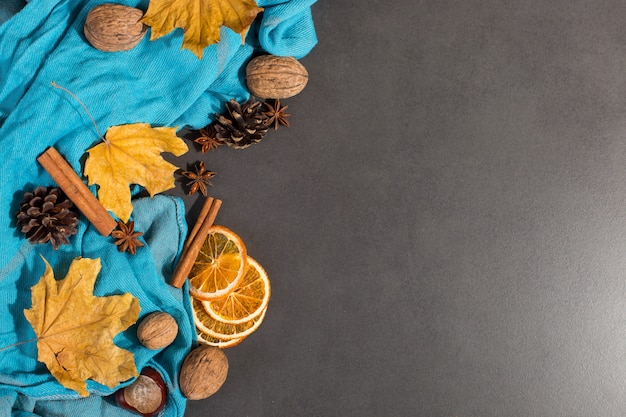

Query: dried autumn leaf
left=84, top=123, right=188, bottom=222
left=141, top=0, right=263, bottom=59
left=23, top=257, right=140, bottom=396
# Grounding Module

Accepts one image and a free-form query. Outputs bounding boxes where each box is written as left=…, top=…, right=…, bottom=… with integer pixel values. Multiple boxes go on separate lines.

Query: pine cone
left=16, top=186, right=79, bottom=250
left=212, top=97, right=270, bottom=148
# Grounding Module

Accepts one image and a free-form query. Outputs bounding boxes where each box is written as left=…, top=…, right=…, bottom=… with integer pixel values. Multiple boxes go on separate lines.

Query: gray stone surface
left=182, top=1, right=626, bottom=415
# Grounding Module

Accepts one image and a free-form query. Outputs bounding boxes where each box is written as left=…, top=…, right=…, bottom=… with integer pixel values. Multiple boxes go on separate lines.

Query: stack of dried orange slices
left=188, top=225, right=270, bottom=348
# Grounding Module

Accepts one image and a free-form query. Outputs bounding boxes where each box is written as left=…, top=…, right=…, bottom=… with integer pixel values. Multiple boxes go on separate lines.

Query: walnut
left=246, top=55, right=309, bottom=99
left=136, top=312, right=178, bottom=350
left=179, top=345, right=229, bottom=400
left=84, top=4, right=147, bottom=52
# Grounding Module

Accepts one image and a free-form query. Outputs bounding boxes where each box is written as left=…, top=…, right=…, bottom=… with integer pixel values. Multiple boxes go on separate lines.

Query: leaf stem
left=51, top=81, right=106, bottom=142
left=0, top=338, right=38, bottom=352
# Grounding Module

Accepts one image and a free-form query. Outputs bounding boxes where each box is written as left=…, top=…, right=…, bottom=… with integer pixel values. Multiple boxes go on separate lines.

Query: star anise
left=111, top=220, right=144, bottom=255
left=181, top=161, right=216, bottom=196
left=262, top=99, right=290, bottom=130
left=194, top=125, right=223, bottom=153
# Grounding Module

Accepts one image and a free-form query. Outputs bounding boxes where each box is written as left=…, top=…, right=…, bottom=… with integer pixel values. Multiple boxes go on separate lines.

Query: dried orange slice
left=203, top=257, right=270, bottom=324
left=188, top=225, right=247, bottom=301
left=192, top=297, right=267, bottom=341
left=197, top=329, right=243, bottom=349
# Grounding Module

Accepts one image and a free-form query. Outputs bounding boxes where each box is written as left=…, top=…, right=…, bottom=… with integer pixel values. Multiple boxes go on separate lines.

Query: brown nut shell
left=137, top=312, right=178, bottom=350
left=246, top=55, right=309, bottom=99
left=179, top=345, right=228, bottom=400
left=84, top=4, right=147, bottom=52
left=115, top=367, right=167, bottom=417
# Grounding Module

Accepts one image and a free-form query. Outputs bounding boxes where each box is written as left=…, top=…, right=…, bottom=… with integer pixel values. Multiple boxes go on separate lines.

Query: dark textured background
left=179, top=1, right=626, bottom=416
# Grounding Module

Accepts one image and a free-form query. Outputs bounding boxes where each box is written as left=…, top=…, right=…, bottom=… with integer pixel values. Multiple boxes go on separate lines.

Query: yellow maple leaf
left=141, top=0, right=263, bottom=59
left=23, top=257, right=140, bottom=397
left=84, top=123, right=188, bottom=222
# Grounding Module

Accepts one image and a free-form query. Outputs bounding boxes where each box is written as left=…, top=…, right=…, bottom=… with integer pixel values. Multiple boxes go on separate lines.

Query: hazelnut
left=179, top=345, right=229, bottom=400
left=246, top=55, right=309, bottom=99
left=137, top=312, right=178, bottom=350
left=84, top=4, right=147, bottom=52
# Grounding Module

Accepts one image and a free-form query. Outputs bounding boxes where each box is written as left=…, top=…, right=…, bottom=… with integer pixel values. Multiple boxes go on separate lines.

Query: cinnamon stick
left=37, top=147, right=117, bottom=236
left=171, top=198, right=222, bottom=288
left=183, top=196, right=215, bottom=252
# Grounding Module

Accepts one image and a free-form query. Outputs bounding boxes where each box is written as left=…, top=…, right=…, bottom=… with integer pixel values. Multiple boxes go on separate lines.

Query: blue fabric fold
left=0, top=0, right=317, bottom=415
left=0, top=1, right=26, bottom=26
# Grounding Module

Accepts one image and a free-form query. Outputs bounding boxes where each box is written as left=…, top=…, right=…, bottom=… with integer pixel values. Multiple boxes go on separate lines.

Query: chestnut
left=115, top=367, right=167, bottom=417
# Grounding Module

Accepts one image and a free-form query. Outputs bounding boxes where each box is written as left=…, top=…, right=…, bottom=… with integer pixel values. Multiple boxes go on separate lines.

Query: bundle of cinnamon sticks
left=170, top=197, right=221, bottom=288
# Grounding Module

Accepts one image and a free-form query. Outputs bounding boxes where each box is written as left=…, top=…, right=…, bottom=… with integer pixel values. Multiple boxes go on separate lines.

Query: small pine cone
left=212, top=97, right=270, bottom=149
left=16, top=186, right=79, bottom=250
